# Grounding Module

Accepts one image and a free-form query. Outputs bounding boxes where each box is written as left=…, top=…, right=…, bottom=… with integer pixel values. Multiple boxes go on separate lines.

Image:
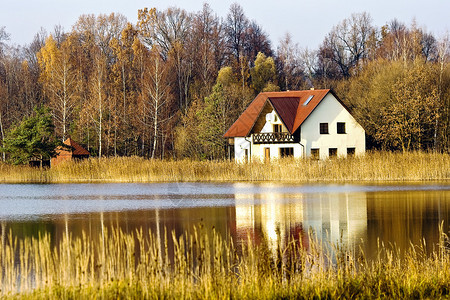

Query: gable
left=269, top=97, right=299, bottom=133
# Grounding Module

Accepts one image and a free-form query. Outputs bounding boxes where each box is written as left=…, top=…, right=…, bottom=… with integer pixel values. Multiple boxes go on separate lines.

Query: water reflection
left=234, top=188, right=368, bottom=258
left=0, top=183, right=449, bottom=259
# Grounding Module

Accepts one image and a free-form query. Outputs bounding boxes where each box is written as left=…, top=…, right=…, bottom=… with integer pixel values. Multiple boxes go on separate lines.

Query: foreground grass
left=1, top=225, right=450, bottom=299
left=0, top=151, right=448, bottom=183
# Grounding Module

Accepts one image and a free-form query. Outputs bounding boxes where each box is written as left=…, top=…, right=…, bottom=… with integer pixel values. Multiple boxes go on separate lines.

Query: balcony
left=252, top=132, right=297, bottom=144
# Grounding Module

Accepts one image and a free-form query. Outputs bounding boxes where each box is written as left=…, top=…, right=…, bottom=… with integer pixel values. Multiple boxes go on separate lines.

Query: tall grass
left=1, top=225, right=450, bottom=299
left=0, top=151, right=448, bottom=183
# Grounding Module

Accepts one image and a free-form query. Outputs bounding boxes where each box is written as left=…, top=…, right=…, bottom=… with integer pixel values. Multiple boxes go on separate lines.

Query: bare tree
left=276, top=33, right=304, bottom=90
left=0, top=26, right=10, bottom=56
left=436, top=33, right=450, bottom=150
left=225, top=3, right=249, bottom=65
left=190, top=3, right=225, bottom=95
left=320, top=12, right=375, bottom=78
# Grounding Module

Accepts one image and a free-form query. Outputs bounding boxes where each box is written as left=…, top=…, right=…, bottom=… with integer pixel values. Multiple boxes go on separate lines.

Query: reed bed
left=0, top=151, right=448, bottom=183
left=1, top=225, right=450, bottom=299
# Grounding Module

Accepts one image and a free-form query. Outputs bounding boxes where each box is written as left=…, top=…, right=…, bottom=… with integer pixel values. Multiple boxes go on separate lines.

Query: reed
left=0, top=151, right=448, bottom=183
left=1, top=225, right=450, bottom=299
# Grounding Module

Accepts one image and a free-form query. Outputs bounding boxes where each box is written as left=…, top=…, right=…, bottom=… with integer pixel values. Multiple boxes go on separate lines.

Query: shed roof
left=224, top=89, right=333, bottom=137
left=64, top=138, right=90, bottom=156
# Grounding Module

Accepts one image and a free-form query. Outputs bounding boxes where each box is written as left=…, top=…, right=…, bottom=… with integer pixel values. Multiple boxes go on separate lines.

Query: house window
left=280, top=147, right=294, bottom=158
left=244, top=149, right=249, bottom=162
left=337, top=122, right=346, bottom=134
left=347, top=147, right=355, bottom=156
left=320, top=123, right=329, bottom=134
left=273, top=124, right=282, bottom=133
left=311, top=148, right=320, bottom=160
left=329, top=148, right=337, bottom=158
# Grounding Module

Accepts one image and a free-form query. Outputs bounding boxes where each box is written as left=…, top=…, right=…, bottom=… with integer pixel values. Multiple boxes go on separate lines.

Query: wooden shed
left=51, top=137, right=90, bottom=167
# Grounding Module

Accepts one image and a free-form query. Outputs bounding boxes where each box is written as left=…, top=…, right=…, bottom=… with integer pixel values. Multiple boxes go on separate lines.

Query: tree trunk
left=98, top=75, right=103, bottom=158
left=0, top=111, right=5, bottom=161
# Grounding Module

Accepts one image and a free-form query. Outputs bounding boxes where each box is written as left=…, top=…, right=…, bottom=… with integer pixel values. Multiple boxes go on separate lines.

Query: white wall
left=300, top=94, right=365, bottom=159
left=234, top=137, right=251, bottom=162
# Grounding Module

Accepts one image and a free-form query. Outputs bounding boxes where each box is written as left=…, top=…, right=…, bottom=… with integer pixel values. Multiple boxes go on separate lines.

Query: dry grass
left=0, top=151, right=448, bottom=183
left=1, top=224, right=450, bottom=299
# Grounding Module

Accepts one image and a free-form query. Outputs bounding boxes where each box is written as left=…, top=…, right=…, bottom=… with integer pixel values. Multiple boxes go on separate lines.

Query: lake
left=1, top=182, right=449, bottom=259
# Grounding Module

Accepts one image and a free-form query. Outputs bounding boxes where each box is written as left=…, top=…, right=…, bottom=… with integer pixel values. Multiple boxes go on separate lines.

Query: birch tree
left=37, top=35, right=79, bottom=140
left=139, top=46, right=173, bottom=158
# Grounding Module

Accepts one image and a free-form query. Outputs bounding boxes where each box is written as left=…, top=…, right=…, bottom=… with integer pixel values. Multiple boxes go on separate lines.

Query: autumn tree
left=138, top=7, right=192, bottom=111
left=138, top=46, right=174, bottom=158
left=175, top=66, right=253, bottom=159
left=377, top=61, right=438, bottom=151
left=37, top=34, right=79, bottom=140
left=250, top=52, right=279, bottom=93
left=89, top=48, right=108, bottom=158
left=189, top=4, right=226, bottom=101
left=377, top=19, right=437, bottom=62
left=110, top=23, right=139, bottom=156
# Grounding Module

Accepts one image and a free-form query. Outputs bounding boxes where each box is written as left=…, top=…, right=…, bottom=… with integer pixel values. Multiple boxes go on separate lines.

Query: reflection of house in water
left=234, top=186, right=367, bottom=257
left=304, top=193, right=367, bottom=246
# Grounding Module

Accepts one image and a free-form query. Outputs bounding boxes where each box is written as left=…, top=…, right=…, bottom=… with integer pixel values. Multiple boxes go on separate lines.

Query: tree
left=339, top=58, right=440, bottom=151
left=189, top=3, right=226, bottom=101
left=110, top=23, right=139, bottom=156
left=2, top=106, right=60, bottom=166
left=377, top=61, right=438, bottom=151
left=250, top=52, right=279, bottom=93
left=276, top=33, right=305, bottom=90
left=320, top=12, right=375, bottom=78
left=175, top=66, right=253, bottom=159
left=37, top=34, right=79, bottom=141
left=225, top=3, right=249, bottom=66
left=138, top=7, right=192, bottom=111
left=0, top=26, right=10, bottom=56
left=138, top=46, right=174, bottom=158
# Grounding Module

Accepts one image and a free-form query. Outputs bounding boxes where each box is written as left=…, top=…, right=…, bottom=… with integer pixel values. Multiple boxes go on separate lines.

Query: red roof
left=224, top=89, right=333, bottom=137
left=64, top=138, right=90, bottom=156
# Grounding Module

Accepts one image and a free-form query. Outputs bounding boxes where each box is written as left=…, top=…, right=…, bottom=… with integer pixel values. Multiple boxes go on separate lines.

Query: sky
left=1, top=0, right=449, bottom=50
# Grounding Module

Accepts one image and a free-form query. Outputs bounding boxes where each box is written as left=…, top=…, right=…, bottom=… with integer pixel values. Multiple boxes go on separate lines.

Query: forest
left=0, top=3, right=449, bottom=161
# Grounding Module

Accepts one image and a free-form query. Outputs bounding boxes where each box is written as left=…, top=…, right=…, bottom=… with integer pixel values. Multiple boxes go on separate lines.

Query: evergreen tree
left=2, top=106, right=60, bottom=166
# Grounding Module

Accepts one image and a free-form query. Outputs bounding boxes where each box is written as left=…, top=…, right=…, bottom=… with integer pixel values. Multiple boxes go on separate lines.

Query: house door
left=264, top=148, right=270, bottom=162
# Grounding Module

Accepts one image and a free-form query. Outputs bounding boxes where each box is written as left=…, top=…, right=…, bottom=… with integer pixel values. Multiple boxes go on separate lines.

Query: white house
left=224, top=89, right=365, bottom=161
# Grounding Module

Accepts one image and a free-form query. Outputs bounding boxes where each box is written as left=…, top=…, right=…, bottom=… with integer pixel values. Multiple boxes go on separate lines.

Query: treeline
left=0, top=4, right=449, bottom=161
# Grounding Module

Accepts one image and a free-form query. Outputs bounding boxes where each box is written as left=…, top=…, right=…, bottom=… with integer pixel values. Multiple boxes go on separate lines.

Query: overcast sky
left=1, top=0, right=449, bottom=50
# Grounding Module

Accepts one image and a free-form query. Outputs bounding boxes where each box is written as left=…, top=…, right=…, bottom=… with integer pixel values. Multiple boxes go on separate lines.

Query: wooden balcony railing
left=252, top=132, right=297, bottom=144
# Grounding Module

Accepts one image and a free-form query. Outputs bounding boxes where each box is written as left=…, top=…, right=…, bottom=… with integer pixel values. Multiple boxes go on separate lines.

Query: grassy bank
left=0, top=151, right=448, bottom=183
left=1, top=226, right=450, bottom=299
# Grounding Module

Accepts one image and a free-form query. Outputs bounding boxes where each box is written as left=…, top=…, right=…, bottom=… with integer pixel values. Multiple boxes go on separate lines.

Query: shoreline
left=0, top=151, right=449, bottom=184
